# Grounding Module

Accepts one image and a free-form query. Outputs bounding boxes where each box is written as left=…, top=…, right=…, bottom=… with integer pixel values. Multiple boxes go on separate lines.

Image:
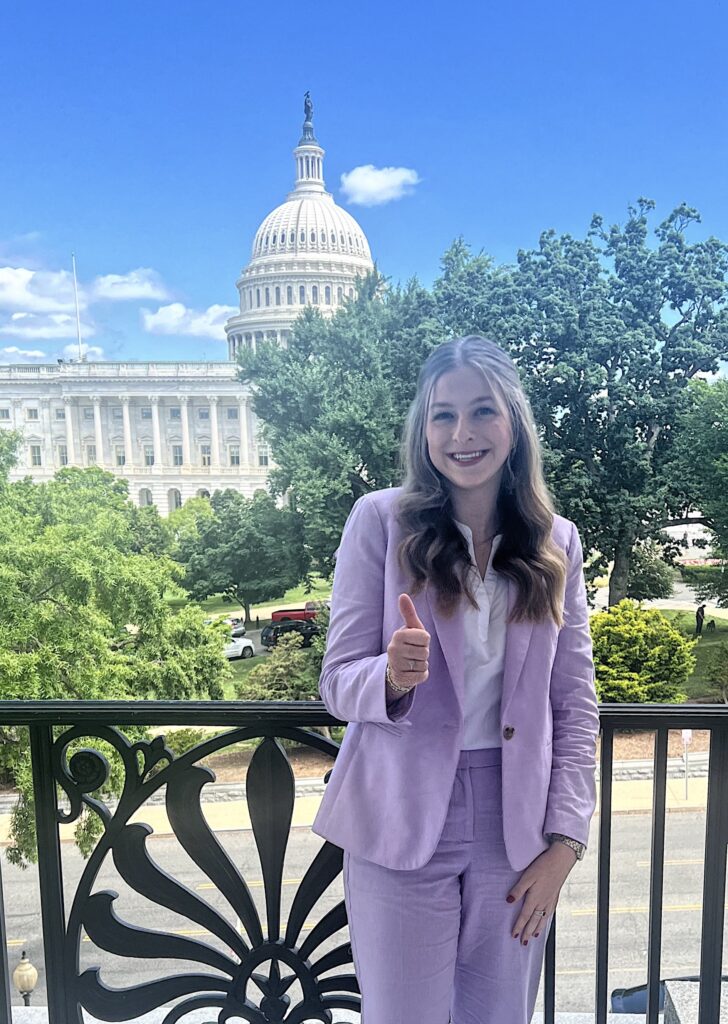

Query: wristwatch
left=546, top=832, right=586, bottom=861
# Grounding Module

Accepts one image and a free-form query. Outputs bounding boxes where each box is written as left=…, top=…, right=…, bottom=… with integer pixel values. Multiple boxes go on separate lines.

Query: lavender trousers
left=342, top=747, right=552, bottom=1024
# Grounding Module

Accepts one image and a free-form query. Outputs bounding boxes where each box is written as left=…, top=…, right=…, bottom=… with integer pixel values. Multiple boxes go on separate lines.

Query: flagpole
left=71, top=253, right=83, bottom=361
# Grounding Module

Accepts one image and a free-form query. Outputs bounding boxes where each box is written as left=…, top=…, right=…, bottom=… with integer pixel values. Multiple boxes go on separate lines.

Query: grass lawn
left=656, top=609, right=728, bottom=700
left=166, top=575, right=332, bottom=624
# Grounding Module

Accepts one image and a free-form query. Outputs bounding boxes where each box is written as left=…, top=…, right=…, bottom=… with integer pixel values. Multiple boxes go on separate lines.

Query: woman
left=311, top=335, right=600, bottom=1024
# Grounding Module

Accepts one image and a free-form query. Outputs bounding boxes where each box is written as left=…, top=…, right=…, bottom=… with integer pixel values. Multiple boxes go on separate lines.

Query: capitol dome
left=225, top=97, right=374, bottom=360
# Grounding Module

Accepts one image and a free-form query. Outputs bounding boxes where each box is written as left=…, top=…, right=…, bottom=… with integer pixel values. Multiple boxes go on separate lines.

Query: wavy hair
left=395, top=335, right=567, bottom=625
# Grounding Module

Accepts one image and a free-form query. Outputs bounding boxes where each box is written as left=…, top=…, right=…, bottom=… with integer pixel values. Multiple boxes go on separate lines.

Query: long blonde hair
left=396, top=335, right=567, bottom=625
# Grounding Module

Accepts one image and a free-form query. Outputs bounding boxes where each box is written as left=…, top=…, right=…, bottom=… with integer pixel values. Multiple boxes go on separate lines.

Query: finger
left=399, top=593, right=426, bottom=631
left=395, top=636, right=430, bottom=656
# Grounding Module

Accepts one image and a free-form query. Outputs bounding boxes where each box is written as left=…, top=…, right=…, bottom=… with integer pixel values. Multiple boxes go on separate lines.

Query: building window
left=300, top=230, right=305, bottom=242
left=139, top=488, right=153, bottom=507
left=256, top=288, right=261, bottom=307
left=229, top=444, right=240, bottom=466
left=169, top=407, right=181, bottom=421
left=272, top=233, right=277, bottom=245
left=30, top=444, right=42, bottom=466
left=86, top=444, right=97, bottom=464
left=112, top=407, right=123, bottom=421
left=331, top=232, right=336, bottom=244
left=115, top=445, right=126, bottom=466
left=172, top=444, right=183, bottom=466
left=169, top=488, right=182, bottom=511
left=26, top=408, right=39, bottom=421
left=275, top=286, right=281, bottom=305
left=57, top=444, right=68, bottom=467
left=83, top=406, right=94, bottom=420
left=299, top=285, right=305, bottom=304
left=265, top=287, right=270, bottom=306
left=340, top=233, right=345, bottom=245
left=281, top=231, right=286, bottom=244
left=200, top=444, right=211, bottom=467
left=198, top=407, right=210, bottom=421
left=144, top=444, right=154, bottom=467
left=325, top=285, right=331, bottom=304
left=312, top=285, right=319, bottom=304
left=141, top=407, right=152, bottom=420
left=0, top=408, right=10, bottom=420
left=55, top=408, right=66, bottom=421
left=258, top=447, right=269, bottom=467
left=227, top=407, right=239, bottom=420
left=337, top=286, right=343, bottom=303
left=349, top=287, right=354, bottom=298
left=287, top=285, right=293, bottom=305
left=310, top=230, right=316, bottom=243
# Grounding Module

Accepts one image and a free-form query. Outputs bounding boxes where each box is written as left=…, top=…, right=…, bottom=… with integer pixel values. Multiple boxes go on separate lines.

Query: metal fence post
left=29, top=723, right=71, bottom=1024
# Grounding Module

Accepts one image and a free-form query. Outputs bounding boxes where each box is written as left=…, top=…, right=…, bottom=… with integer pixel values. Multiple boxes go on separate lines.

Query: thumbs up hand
left=386, top=594, right=431, bottom=689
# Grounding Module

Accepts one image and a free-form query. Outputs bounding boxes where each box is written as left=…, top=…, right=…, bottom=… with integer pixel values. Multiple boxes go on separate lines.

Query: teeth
left=451, top=451, right=485, bottom=461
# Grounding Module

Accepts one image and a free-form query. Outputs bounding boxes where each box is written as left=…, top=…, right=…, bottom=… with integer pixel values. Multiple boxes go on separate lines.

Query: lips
left=448, top=450, right=489, bottom=463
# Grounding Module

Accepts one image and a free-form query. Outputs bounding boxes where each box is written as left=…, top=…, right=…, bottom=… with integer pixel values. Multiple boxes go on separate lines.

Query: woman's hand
left=506, top=842, right=577, bottom=945
left=386, top=594, right=431, bottom=688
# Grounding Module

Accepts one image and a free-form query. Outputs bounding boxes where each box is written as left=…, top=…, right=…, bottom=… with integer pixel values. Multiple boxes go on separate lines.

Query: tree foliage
left=177, top=489, right=307, bottom=621
left=590, top=600, right=695, bottom=703
left=0, top=463, right=229, bottom=865
left=626, top=540, right=675, bottom=601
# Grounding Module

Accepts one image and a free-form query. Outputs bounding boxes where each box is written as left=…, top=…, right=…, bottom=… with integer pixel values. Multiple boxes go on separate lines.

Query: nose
left=451, top=414, right=474, bottom=444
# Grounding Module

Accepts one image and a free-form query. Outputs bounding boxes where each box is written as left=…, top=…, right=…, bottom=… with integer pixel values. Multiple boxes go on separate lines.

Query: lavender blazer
left=311, top=487, right=600, bottom=872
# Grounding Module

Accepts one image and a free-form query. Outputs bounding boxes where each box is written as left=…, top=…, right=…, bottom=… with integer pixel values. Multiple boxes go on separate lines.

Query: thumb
left=399, top=593, right=425, bottom=630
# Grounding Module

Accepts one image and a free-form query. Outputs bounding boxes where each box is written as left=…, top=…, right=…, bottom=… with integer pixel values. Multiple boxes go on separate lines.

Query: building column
left=239, top=396, right=249, bottom=465
left=63, top=397, right=76, bottom=465
left=40, top=399, right=52, bottom=467
left=209, top=396, right=220, bottom=468
left=150, top=396, right=163, bottom=469
left=92, top=397, right=104, bottom=466
left=121, top=396, right=134, bottom=468
left=180, top=396, right=191, bottom=467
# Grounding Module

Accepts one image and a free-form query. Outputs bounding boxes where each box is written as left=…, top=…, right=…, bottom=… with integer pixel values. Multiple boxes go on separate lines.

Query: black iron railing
left=0, top=701, right=726, bottom=1024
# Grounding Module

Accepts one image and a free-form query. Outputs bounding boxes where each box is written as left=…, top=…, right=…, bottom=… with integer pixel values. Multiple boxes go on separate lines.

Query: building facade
left=0, top=97, right=373, bottom=513
left=0, top=361, right=269, bottom=511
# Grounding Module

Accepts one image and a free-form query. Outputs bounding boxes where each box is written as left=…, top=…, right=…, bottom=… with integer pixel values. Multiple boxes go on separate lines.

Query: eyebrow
left=430, top=396, right=495, bottom=409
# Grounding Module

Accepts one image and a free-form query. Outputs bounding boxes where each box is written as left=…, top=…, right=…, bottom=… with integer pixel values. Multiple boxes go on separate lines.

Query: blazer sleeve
left=318, top=493, right=417, bottom=725
left=542, top=521, right=600, bottom=848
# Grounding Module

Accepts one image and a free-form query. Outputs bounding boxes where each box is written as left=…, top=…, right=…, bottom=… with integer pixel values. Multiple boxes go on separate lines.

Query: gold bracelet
left=386, top=662, right=414, bottom=694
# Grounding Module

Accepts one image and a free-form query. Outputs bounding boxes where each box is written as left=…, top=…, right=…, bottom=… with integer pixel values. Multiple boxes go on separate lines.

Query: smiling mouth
left=448, top=450, right=488, bottom=463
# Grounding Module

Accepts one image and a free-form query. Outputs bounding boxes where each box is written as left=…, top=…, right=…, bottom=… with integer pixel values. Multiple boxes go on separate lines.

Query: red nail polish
left=523, top=940, right=528, bottom=946
left=513, top=932, right=519, bottom=939
left=535, top=932, right=540, bottom=938
left=506, top=895, right=515, bottom=903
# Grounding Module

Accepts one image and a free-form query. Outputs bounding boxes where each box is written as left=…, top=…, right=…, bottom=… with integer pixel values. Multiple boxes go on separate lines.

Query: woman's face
left=425, top=365, right=513, bottom=499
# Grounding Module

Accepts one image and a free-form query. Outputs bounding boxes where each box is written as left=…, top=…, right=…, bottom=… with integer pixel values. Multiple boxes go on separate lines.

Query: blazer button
left=503, top=726, right=515, bottom=740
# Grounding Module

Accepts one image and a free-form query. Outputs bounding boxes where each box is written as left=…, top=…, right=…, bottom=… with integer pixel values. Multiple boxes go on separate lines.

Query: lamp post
left=12, top=950, right=38, bottom=1006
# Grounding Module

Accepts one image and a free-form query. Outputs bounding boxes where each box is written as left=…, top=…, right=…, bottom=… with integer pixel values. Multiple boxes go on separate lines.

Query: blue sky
left=2, top=0, right=727, bottom=364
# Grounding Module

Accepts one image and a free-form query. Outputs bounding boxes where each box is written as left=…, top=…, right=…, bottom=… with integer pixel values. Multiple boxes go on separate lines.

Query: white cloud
left=0, top=345, right=47, bottom=363
left=0, top=311, right=95, bottom=341
left=0, top=267, right=80, bottom=314
left=142, top=302, right=237, bottom=340
left=92, top=268, right=170, bottom=302
left=340, top=164, right=421, bottom=206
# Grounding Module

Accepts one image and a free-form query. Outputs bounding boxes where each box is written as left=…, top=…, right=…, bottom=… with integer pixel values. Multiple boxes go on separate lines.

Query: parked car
left=260, top=619, right=320, bottom=649
left=230, top=624, right=247, bottom=637
left=270, top=600, right=330, bottom=623
left=224, top=636, right=255, bottom=660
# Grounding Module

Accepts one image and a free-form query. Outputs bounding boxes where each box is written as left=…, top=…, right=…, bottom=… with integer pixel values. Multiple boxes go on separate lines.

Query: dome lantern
left=290, top=90, right=326, bottom=197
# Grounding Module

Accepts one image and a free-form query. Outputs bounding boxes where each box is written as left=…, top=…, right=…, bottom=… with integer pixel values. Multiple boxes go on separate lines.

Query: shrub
left=590, top=600, right=696, bottom=703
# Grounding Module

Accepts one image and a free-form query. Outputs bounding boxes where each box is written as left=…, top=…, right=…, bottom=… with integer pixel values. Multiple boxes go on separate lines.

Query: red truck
left=270, top=600, right=330, bottom=623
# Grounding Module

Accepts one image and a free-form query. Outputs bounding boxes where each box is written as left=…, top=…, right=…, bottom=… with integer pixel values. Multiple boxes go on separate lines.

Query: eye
left=477, top=406, right=496, bottom=416
left=432, top=411, right=452, bottom=421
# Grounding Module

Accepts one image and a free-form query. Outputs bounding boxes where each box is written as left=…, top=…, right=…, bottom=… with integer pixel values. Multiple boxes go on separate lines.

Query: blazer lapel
left=425, top=577, right=533, bottom=718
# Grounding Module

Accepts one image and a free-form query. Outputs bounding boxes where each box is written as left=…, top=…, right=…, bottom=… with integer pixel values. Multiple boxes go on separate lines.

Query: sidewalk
left=0, top=753, right=711, bottom=845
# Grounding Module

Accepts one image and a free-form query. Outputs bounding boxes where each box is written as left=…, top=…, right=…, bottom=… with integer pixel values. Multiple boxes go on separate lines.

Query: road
left=2, top=808, right=724, bottom=1016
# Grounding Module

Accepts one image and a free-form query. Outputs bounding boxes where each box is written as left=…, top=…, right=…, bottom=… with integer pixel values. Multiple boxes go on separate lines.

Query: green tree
left=626, top=540, right=675, bottom=601
left=179, top=489, right=307, bottom=621
left=434, top=202, right=728, bottom=604
left=590, top=600, right=695, bottom=703
left=0, top=466, right=229, bottom=866
left=235, top=632, right=319, bottom=701
left=237, top=270, right=439, bottom=573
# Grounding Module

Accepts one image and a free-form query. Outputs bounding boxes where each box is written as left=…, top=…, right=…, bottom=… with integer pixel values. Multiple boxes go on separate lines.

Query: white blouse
left=453, top=520, right=508, bottom=750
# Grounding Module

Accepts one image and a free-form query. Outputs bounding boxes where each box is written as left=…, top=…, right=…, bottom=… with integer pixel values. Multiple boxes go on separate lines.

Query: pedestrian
left=695, top=604, right=706, bottom=637
left=312, top=335, right=600, bottom=1023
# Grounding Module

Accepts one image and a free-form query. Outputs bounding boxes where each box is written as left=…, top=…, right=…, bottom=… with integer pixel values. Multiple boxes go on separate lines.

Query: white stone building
left=0, top=361, right=269, bottom=512
left=0, top=97, right=373, bottom=513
